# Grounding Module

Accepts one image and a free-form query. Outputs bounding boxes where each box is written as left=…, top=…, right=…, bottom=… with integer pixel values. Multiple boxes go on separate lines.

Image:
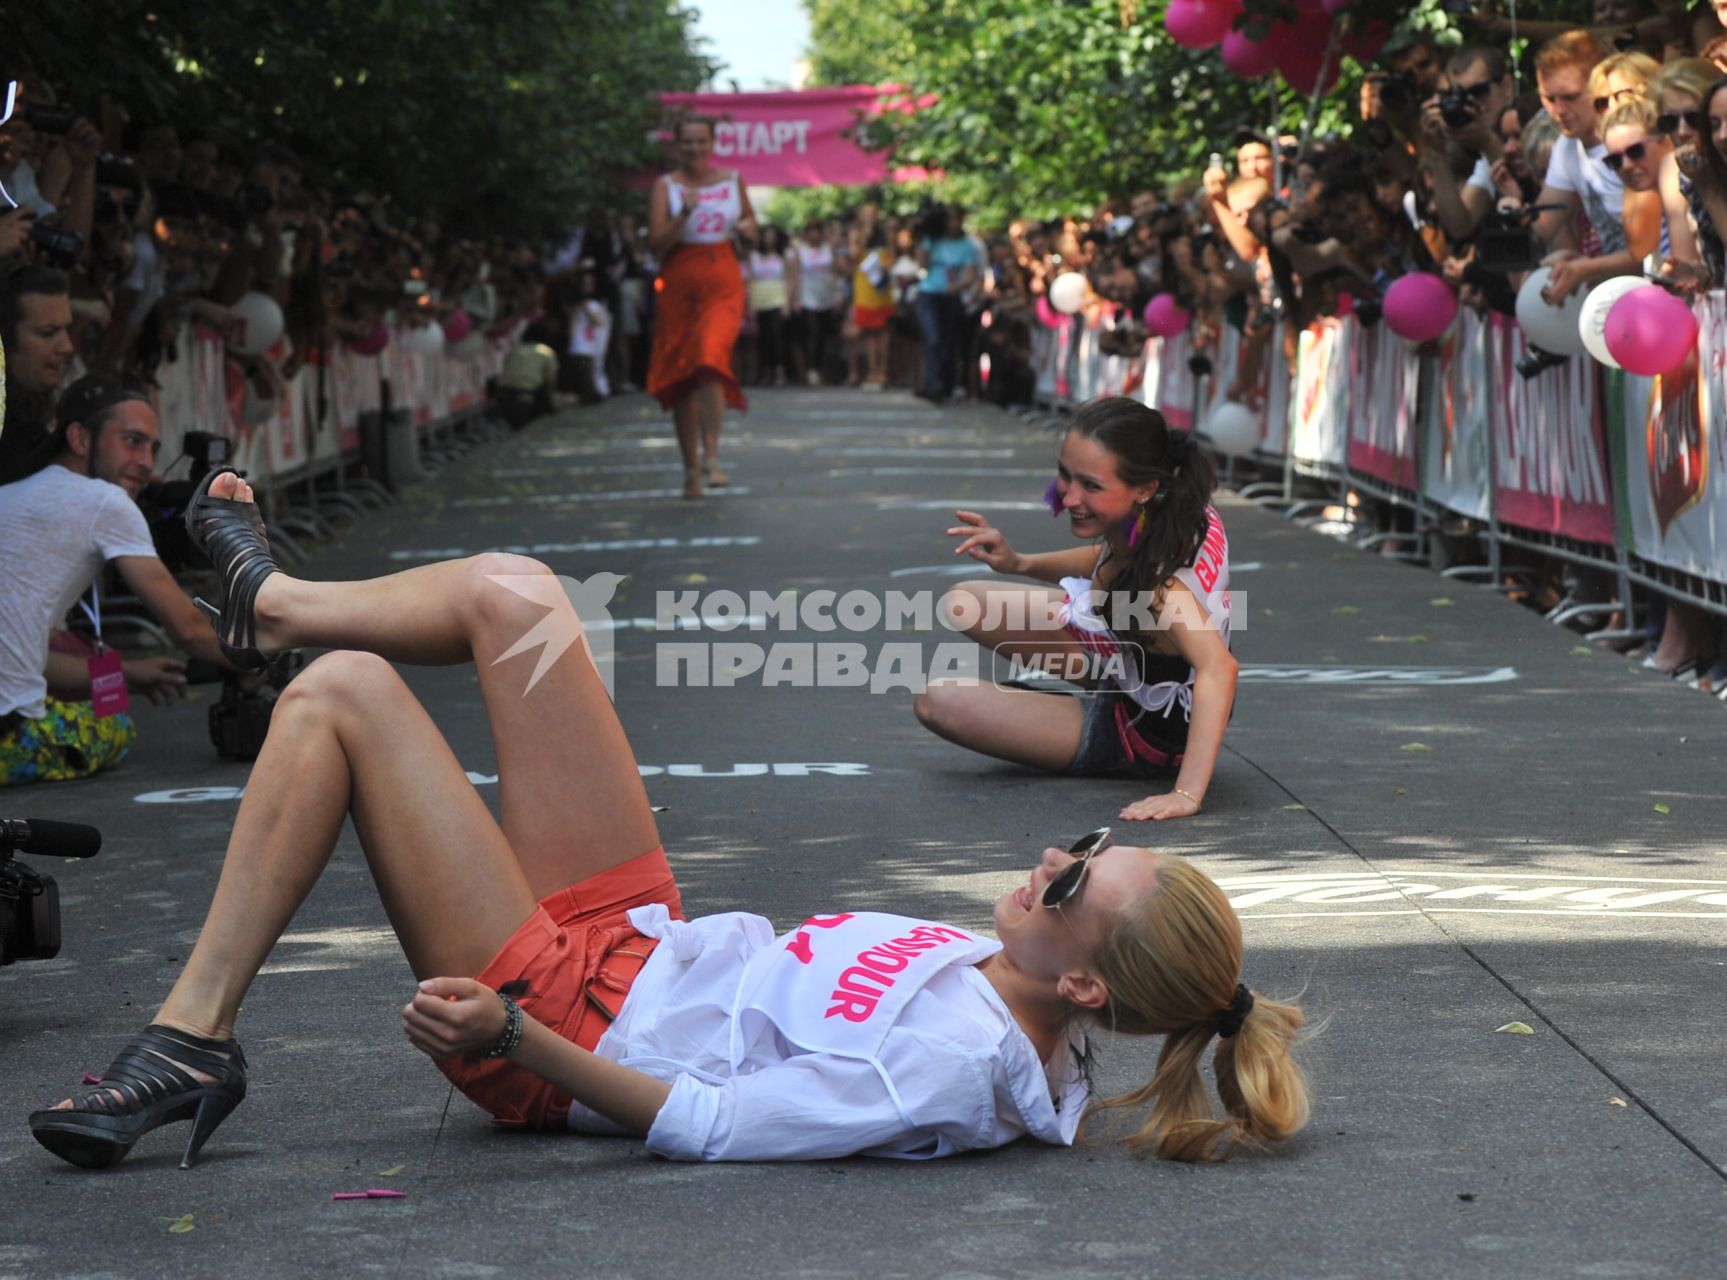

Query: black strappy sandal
left=29, top=1024, right=248, bottom=1170
left=184, top=467, right=279, bottom=670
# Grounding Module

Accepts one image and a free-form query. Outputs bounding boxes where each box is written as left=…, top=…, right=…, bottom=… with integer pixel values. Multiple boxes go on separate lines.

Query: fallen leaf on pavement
left=1494, top=1022, right=1534, bottom=1035
left=378, top=1165, right=405, bottom=1177
left=1283, top=803, right=1307, bottom=811
left=1654, top=803, right=1671, bottom=814
left=1430, top=597, right=1454, bottom=606
left=1332, top=606, right=1360, bottom=615
left=168, top=1215, right=195, bottom=1234
left=1400, top=743, right=1433, bottom=753
left=1609, top=1097, right=1627, bottom=1107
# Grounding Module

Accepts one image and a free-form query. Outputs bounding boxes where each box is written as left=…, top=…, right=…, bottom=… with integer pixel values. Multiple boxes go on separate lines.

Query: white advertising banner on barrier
left=1346, top=320, right=1421, bottom=491
left=1622, top=292, right=1724, bottom=576
left=1421, top=308, right=1493, bottom=522
left=1289, top=316, right=1350, bottom=472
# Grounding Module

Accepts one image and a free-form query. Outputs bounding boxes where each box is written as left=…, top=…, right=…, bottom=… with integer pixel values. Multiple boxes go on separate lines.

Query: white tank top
left=667, top=174, right=742, bottom=246
left=795, top=241, right=840, bottom=310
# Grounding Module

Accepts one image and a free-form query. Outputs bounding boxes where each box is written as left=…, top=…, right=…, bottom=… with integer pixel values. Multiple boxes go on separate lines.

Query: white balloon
left=1205, top=400, right=1259, bottom=457
left=1048, top=272, right=1088, bottom=315
left=1514, top=267, right=1587, bottom=357
left=398, top=323, right=446, bottom=356
left=1577, top=276, right=1647, bottom=368
left=228, top=291, right=284, bottom=356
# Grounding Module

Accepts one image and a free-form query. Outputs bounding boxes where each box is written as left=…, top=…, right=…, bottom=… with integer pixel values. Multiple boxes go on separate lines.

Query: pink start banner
left=658, top=86, right=927, bottom=187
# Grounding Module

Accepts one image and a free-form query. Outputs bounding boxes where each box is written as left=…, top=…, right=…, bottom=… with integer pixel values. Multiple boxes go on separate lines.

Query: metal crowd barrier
left=1026, top=291, right=1727, bottom=631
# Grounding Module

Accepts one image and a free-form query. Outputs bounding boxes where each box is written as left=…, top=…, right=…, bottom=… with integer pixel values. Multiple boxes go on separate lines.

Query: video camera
left=210, top=651, right=303, bottom=761
left=0, top=819, right=102, bottom=965
left=140, top=433, right=234, bottom=571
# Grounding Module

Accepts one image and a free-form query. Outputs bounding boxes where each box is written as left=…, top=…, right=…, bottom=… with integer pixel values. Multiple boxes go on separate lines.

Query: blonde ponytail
left=1080, top=856, right=1311, bottom=1162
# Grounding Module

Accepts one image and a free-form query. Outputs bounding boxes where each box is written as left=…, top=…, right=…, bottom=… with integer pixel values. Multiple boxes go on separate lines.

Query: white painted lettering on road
left=132, top=762, right=872, bottom=804
left=1238, top=664, right=1519, bottom=685
left=388, top=536, right=762, bottom=562
left=1219, top=870, right=1727, bottom=918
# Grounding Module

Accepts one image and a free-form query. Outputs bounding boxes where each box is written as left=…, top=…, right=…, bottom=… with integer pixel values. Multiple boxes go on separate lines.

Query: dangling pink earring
left=1125, top=503, right=1148, bottom=548
left=1043, top=479, right=1064, bottom=518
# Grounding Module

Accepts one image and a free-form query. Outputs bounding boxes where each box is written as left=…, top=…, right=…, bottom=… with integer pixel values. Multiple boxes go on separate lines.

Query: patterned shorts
left=0, top=698, right=136, bottom=787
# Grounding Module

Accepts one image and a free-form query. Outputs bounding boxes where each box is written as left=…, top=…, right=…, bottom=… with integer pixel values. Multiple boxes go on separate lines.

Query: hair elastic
left=1215, top=983, right=1254, bottom=1038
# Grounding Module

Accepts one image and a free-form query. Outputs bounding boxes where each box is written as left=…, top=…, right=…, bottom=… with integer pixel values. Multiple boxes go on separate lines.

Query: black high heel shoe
left=29, top=1025, right=248, bottom=1170
left=184, top=466, right=280, bottom=670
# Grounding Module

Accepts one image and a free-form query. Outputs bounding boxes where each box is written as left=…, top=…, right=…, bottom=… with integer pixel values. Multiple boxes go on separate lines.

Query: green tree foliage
left=11, top=0, right=716, bottom=238
left=800, top=0, right=1568, bottom=226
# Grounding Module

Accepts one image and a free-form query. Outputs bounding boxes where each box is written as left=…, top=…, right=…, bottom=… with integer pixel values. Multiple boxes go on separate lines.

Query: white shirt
left=666, top=175, right=742, bottom=246
left=794, top=242, right=842, bottom=311
left=1545, top=135, right=1627, bottom=252
left=0, top=466, right=157, bottom=718
left=571, top=907, right=1089, bottom=1162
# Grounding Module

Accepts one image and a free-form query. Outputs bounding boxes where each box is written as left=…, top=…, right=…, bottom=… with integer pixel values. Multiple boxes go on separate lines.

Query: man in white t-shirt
left=0, top=375, right=244, bottom=786
left=1529, top=30, right=1646, bottom=303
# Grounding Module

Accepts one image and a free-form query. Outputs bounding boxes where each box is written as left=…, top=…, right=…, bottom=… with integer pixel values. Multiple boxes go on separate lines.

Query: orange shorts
left=854, top=303, right=894, bottom=331
left=434, top=846, right=683, bottom=1130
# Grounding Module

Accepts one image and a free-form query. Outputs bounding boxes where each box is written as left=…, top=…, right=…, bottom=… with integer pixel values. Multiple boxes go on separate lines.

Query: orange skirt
left=648, top=242, right=748, bottom=412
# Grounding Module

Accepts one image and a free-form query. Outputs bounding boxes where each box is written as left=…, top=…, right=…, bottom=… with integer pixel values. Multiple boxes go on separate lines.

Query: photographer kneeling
left=0, top=374, right=255, bottom=786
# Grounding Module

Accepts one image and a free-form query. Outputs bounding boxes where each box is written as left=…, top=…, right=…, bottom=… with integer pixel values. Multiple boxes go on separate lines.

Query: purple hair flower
left=1043, top=478, right=1064, bottom=517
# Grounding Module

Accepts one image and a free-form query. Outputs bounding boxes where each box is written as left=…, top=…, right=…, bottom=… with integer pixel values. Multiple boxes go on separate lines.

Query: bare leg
left=914, top=682, right=1085, bottom=771
left=155, top=652, right=540, bottom=1042
left=218, top=476, right=660, bottom=900
left=673, top=394, right=702, bottom=498
left=697, top=379, right=726, bottom=484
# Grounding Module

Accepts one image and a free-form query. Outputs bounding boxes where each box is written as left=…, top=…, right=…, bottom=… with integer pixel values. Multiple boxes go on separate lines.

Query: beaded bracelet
left=482, top=992, right=525, bottom=1060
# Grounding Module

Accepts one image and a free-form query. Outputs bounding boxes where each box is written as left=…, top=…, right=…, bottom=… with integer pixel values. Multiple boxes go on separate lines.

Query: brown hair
left=1534, top=30, right=1610, bottom=79
left=674, top=114, right=717, bottom=141
left=1650, top=57, right=1719, bottom=112
left=1081, top=855, right=1312, bottom=1162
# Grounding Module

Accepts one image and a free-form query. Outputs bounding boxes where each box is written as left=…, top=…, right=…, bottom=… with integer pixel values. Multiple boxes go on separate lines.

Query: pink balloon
left=1276, top=13, right=1339, bottom=94
left=1382, top=273, right=1458, bottom=343
left=1343, top=20, right=1389, bottom=61
left=1143, top=293, right=1192, bottom=338
left=1604, top=286, right=1700, bottom=376
left=1222, top=28, right=1278, bottom=78
left=346, top=323, right=389, bottom=356
left=1164, top=0, right=1239, bottom=49
left=441, top=310, right=472, bottom=344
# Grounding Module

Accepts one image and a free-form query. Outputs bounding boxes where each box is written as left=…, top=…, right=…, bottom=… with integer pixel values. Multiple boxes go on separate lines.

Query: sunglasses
left=1656, top=110, right=1706, bottom=136
left=1592, top=88, right=1639, bottom=115
left=1604, top=141, right=1655, bottom=172
left=1042, top=827, right=1113, bottom=910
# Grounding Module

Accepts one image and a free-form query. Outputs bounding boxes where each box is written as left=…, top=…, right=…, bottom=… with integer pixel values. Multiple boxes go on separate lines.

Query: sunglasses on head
left=1592, top=88, right=1639, bottom=115
left=1604, top=140, right=1652, bottom=171
left=1655, top=110, right=1706, bottom=136
left=1042, top=827, right=1113, bottom=910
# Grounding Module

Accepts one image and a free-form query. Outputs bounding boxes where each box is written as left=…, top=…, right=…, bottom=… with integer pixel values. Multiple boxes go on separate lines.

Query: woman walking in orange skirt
left=646, top=117, right=756, bottom=499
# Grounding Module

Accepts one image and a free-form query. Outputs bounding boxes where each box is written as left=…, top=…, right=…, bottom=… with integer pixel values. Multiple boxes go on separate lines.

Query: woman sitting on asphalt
left=914, top=397, right=1236, bottom=823
left=30, top=468, right=1296, bottom=1170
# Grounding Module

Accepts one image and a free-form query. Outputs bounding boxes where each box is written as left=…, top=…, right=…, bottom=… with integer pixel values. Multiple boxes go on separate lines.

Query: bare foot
left=205, top=471, right=293, bottom=652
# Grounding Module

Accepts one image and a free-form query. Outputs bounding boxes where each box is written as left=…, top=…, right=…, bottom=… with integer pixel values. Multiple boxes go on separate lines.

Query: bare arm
left=735, top=178, right=758, bottom=241
left=111, top=555, right=235, bottom=668
left=404, top=978, right=669, bottom=1136
left=946, top=509, right=1099, bottom=582
left=1659, top=156, right=1699, bottom=266
left=1532, top=184, right=1580, bottom=254
left=646, top=177, right=690, bottom=259
left=1119, top=583, right=1238, bottom=822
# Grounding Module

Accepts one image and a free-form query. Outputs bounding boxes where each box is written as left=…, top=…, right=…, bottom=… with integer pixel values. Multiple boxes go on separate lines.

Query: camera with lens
left=28, top=221, right=84, bottom=268
left=21, top=102, right=78, bottom=136
left=1515, top=346, right=1571, bottom=380
left=1376, top=70, right=1420, bottom=112
left=140, top=433, right=234, bottom=571
left=1473, top=202, right=1566, bottom=275
left=0, top=819, right=101, bottom=966
left=210, top=651, right=303, bottom=761
left=1439, top=86, right=1480, bottom=130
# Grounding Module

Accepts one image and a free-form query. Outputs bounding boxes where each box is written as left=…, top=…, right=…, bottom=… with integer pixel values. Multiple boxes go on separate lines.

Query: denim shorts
left=1067, top=695, right=1178, bottom=781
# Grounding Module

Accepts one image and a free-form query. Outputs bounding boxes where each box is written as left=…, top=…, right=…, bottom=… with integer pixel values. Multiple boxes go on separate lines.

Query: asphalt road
left=3, top=387, right=1724, bottom=1279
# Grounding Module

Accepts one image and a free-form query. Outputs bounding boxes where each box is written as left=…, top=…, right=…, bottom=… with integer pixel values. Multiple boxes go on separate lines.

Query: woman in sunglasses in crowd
left=914, top=396, right=1236, bottom=825
left=30, top=471, right=1308, bottom=1171
left=1647, top=59, right=1727, bottom=290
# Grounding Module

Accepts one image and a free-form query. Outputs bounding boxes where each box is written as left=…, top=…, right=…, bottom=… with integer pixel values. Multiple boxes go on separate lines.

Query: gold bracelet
left=1173, top=787, right=1201, bottom=808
